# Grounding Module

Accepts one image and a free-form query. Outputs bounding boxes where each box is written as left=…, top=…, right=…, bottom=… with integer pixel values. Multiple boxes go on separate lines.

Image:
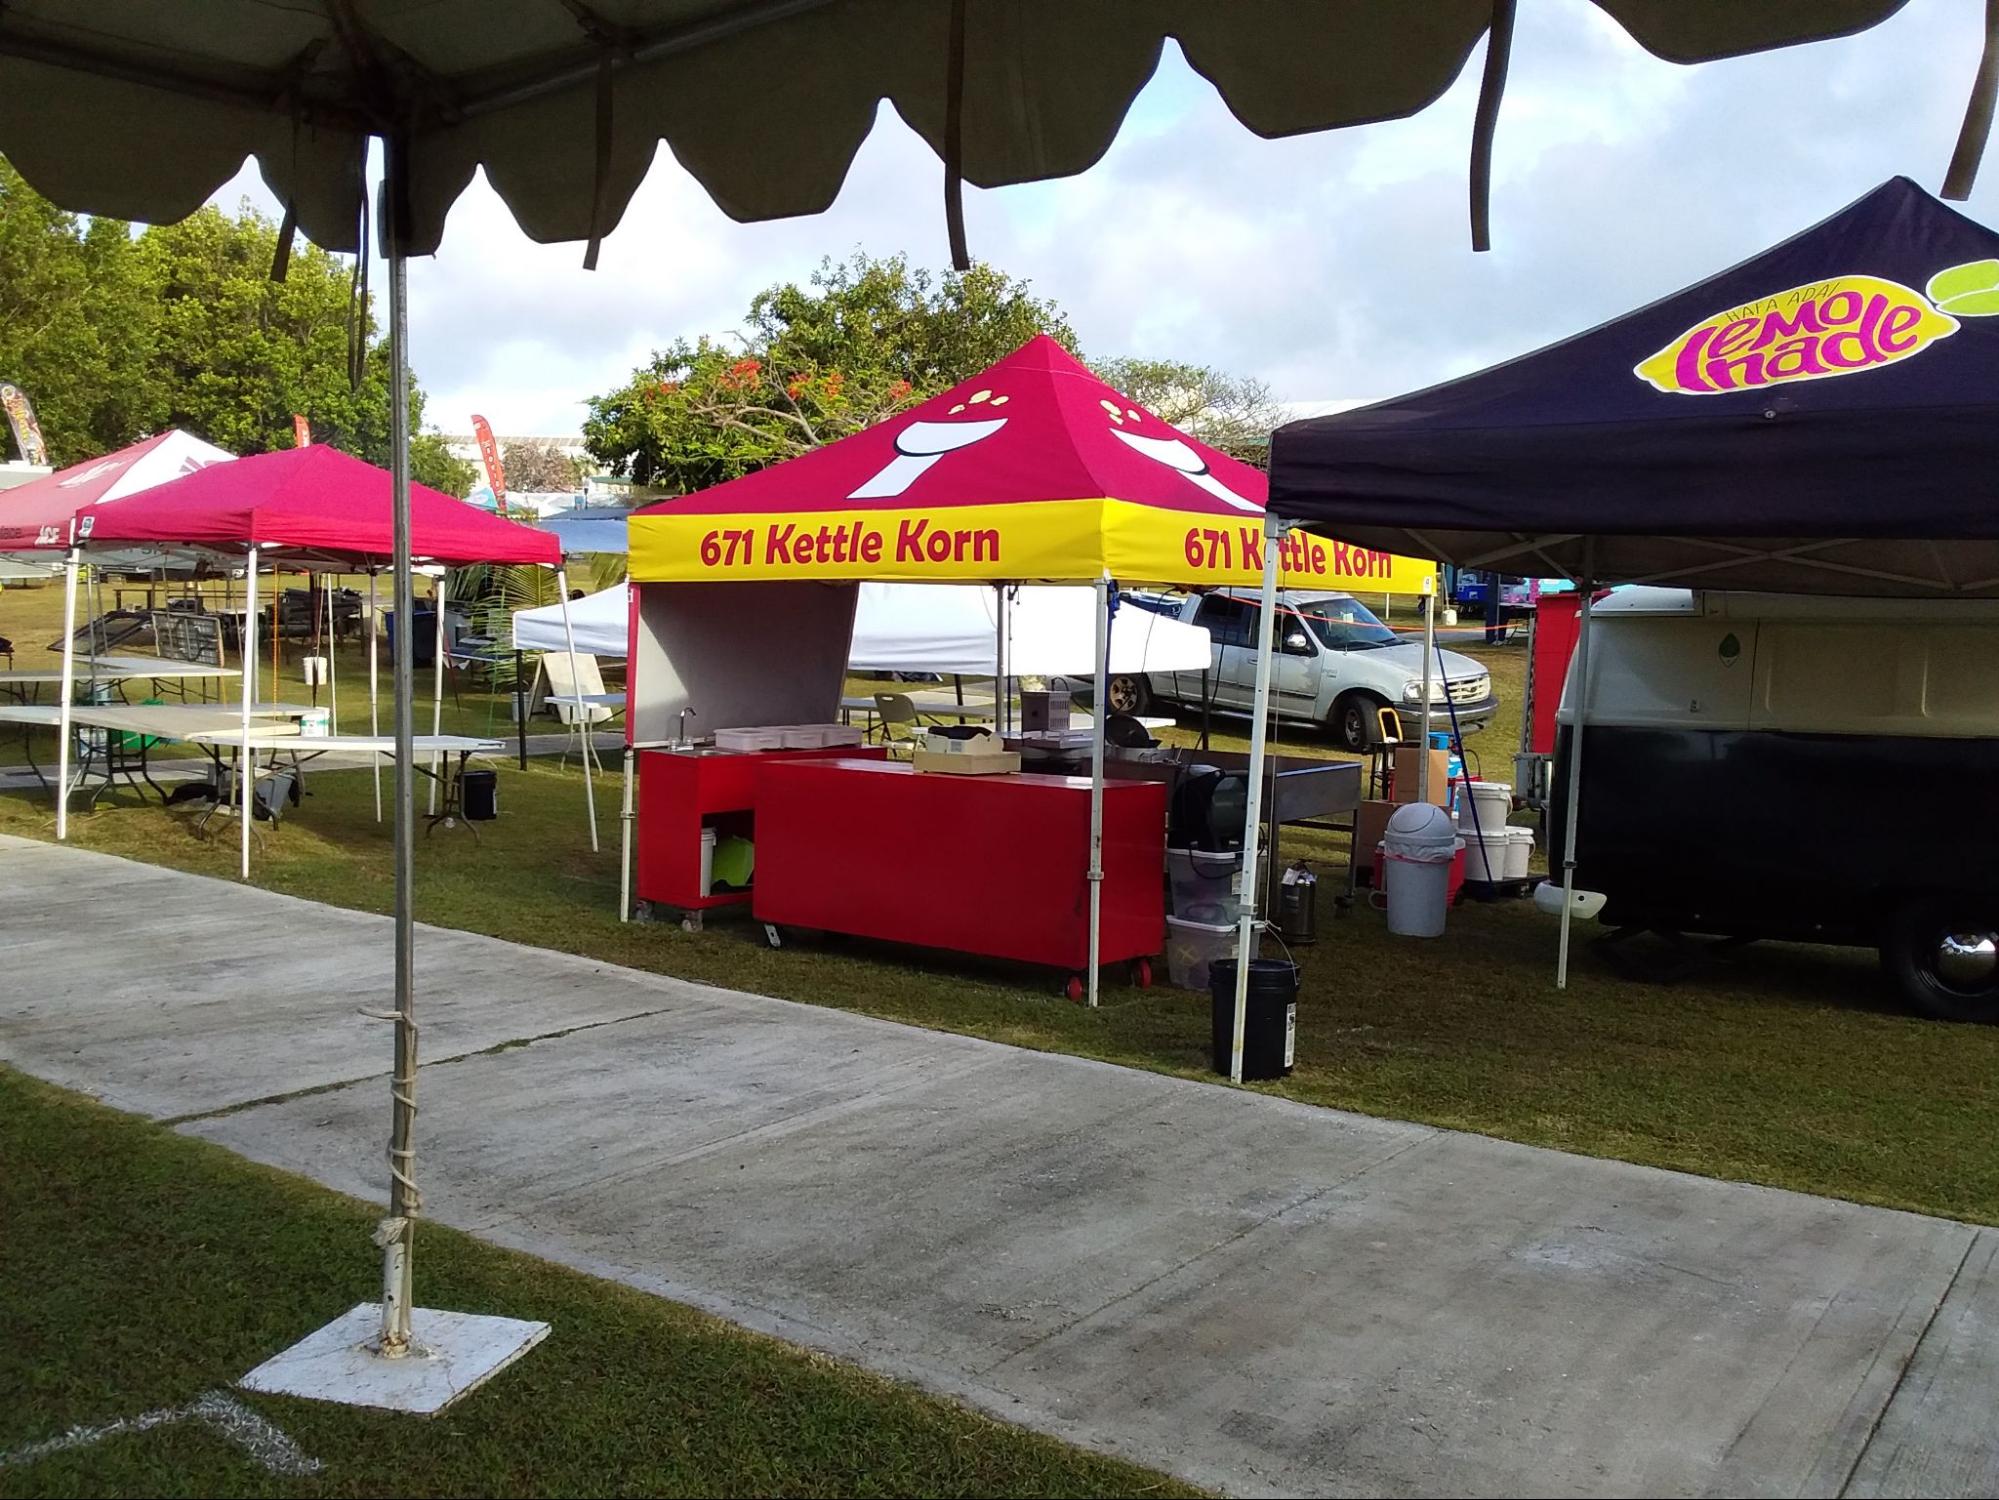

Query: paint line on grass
left=0, top=1390, right=321, bottom=1478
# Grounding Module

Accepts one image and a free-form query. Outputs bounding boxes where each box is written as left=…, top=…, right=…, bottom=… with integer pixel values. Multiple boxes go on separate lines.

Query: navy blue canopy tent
left=1263, top=180, right=1999, bottom=987
left=1270, top=179, right=1999, bottom=598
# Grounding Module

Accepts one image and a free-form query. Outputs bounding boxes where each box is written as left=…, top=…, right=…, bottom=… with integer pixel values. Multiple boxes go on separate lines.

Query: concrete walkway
left=2, top=832, right=1994, bottom=1499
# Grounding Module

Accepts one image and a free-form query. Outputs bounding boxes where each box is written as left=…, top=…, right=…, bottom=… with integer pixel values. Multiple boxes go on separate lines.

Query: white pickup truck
left=1114, top=588, right=1498, bottom=751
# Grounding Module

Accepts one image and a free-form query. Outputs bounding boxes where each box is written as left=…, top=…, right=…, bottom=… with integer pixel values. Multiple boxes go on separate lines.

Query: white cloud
left=206, top=0, right=1997, bottom=437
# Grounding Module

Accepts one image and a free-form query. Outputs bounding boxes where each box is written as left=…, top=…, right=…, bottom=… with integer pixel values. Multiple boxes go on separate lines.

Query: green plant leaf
left=1926, top=259, right=1999, bottom=316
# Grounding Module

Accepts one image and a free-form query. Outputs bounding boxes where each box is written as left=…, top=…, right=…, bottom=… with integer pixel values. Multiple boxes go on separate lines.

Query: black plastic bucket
left=460, top=768, right=499, bottom=821
left=1209, top=958, right=1300, bottom=1080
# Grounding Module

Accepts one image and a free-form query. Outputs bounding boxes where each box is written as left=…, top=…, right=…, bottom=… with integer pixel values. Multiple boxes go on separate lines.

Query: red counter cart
left=752, top=756, right=1166, bottom=997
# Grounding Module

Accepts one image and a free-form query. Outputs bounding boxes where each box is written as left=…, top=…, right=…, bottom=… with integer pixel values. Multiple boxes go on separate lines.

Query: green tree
left=583, top=253, right=1076, bottom=491
left=0, top=159, right=157, bottom=463
left=1093, top=357, right=1283, bottom=466
left=0, top=156, right=471, bottom=494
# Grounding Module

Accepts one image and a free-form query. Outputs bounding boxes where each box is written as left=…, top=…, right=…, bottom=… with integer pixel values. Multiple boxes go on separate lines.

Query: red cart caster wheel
left=1063, top=974, right=1085, bottom=1003
left=1130, top=957, right=1154, bottom=989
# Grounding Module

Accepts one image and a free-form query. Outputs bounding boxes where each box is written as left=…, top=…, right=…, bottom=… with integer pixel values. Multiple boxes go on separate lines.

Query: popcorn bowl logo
left=1635, top=274, right=1959, bottom=395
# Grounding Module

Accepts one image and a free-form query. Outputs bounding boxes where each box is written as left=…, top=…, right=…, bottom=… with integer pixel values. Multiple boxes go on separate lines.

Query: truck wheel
left=1330, top=692, right=1384, bottom=754
left=1883, top=898, right=1999, bottom=1022
left=1106, top=673, right=1151, bottom=715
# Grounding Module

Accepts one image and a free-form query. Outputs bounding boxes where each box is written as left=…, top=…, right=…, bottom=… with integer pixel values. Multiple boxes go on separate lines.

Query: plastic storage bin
left=1165, top=913, right=1258, bottom=991
left=1167, top=847, right=1241, bottom=922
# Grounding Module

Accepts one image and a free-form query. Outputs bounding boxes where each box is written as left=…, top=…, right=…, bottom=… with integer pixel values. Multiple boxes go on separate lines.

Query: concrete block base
left=239, top=1303, right=549, bottom=1415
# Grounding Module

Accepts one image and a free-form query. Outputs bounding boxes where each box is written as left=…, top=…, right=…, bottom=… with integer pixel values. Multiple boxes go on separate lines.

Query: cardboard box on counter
left=1391, top=748, right=1451, bottom=807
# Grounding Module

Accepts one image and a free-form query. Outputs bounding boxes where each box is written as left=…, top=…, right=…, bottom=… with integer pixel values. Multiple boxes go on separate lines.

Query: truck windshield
left=1294, top=597, right=1399, bottom=651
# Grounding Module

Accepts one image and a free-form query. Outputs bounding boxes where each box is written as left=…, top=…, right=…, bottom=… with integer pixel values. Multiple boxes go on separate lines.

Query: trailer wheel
left=1884, top=898, right=1999, bottom=1023
left=1130, top=957, right=1154, bottom=990
left=1330, top=692, right=1384, bottom=754
left=1063, top=974, right=1085, bottom=1003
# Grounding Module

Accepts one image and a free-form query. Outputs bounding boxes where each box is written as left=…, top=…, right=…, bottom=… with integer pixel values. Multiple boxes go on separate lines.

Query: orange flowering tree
left=583, top=253, right=1075, bottom=493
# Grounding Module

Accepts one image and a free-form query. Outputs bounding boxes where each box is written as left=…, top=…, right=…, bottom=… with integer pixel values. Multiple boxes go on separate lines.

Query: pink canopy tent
left=78, top=445, right=558, bottom=566
left=0, top=429, right=233, bottom=555
left=49, top=445, right=592, bottom=873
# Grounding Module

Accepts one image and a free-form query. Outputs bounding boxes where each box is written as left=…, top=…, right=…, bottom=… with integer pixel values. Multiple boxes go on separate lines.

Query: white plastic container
left=699, top=826, right=717, bottom=894
left=1165, top=913, right=1258, bottom=992
left=295, top=706, right=330, bottom=738
left=715, top=727, right=783, bottom=752
left=1505, top=826, right=1535, bottom=880
left=1463, top=825, right=1509, bottom=884
left=1381, top=802, right=1462, bottom=938
left=779, top=725, right=821, bottom=748
left=1465, top=781, right=1513, bottom=838
left=1167, top=847, right=1241, bottom=922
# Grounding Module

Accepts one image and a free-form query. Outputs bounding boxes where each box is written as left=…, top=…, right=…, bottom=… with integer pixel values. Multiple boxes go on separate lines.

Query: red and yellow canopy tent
left=627, top=335, right=1434, bottom=1007
left=630, top=335, right=1432, bottom=593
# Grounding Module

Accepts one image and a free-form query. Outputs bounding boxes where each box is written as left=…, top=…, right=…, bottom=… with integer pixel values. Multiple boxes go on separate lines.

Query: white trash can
left=1380, top=802, right=1462, bottom=938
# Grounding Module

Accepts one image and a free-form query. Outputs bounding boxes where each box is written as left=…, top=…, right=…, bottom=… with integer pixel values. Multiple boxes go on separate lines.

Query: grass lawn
left=0, top=1070, right=1199, bottom=1498
left=5, top=579, right=1997, bottom=1231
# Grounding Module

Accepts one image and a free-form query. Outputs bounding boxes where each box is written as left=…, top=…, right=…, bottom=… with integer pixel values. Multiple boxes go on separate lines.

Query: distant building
left=439, top=433, right=591, bottom=469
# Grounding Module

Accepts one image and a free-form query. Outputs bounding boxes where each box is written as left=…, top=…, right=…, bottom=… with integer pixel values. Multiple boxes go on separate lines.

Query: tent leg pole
left=994, top=585, right=1008, bottom=735
left=1418, top=583, right=1437, bottom=799
left=382, top=183, right=419, bottom=1358
left=515, top=649, right=528, bottom=770
left=327, top=574, right=339, bottom=731
left=1231, top=516, right=1284, bottom=1083
left=368, top=571, right=382, bottom=822
left=55, top=548, right=79, bottom=840
left=1556, top=565, right=1596, bottom=990
left=240, top=547, right=259, bottom=880
left=1086, top=578, right=1109, bottom=1008
left=557, top=569, right=598, bottom=852
left=428, top=572, right=445, bottom=814
left=619, top=746, right=635, bottom=921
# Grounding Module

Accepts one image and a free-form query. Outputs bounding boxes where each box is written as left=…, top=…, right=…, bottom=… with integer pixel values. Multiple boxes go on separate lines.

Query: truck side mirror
left=1282, top=629, right=1312, bottom=654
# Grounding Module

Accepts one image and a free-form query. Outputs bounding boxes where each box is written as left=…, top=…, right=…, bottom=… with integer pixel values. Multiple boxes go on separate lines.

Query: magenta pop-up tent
left=63, top=445, right=593, bottom=873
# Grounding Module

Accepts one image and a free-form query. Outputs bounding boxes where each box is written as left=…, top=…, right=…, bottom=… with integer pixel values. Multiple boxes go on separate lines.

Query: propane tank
left=1277, top=861, right=1319, bottom=944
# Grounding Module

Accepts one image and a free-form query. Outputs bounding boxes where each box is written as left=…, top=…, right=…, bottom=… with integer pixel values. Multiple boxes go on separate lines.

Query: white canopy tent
left=512, top=580, right=1212, bottom=678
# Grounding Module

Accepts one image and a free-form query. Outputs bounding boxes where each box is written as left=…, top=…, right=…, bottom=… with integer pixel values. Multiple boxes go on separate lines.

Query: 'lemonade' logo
left=1635, top=275, right=1958, bottom=395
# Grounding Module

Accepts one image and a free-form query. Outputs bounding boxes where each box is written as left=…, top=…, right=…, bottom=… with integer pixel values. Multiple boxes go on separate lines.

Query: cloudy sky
left=209, top=0, right=1999, bottom=438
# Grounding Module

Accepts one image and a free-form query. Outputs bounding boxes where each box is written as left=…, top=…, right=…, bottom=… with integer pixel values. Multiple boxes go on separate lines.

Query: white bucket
left=1463, top=826, right=1509, bottom=884
left=1505, top=826, right=1535, bottom=880
left=1466, top=781, right=1513, bottom=838
left=295, top=706, right=330, bottom=738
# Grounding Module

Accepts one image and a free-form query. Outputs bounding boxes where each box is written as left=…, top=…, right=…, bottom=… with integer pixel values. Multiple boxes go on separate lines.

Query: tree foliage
left=0, top=156, right=471, bottom=494
left=583, top=253, right=1077, bottom=492
left=1093, top=357, right=1284, bottom=466
left=500, top=437, right=583, bottom=493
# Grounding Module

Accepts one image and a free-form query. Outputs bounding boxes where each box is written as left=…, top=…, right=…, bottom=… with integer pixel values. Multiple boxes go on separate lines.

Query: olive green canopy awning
left=0, top=0, right=1983, bottom=259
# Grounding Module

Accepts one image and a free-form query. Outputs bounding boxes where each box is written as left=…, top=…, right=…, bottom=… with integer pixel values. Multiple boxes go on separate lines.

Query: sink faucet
left=676, top=705, right=698, bottom=748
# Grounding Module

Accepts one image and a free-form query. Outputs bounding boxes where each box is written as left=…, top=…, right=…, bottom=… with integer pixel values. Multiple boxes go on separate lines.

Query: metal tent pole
left=994, top=584, right=1008, bottom=734
left=55, top=547, right=79, bottom=840
left=369, top=570, right=382, bottom=821
left=428, top=571, right=446, bottom=814
left=1085, top=577, right=1109, bottom=1007
left=1418, top=580, right=1437, bottom=800
left=1229, top=515, right=1284, bottom=1083
left=557, top=568, right=599, bottom=851
left=326, top=574, right=340, bottom=730
left=619, top=745, right=635, bottom=921
left=380, top=180, right=419, bottom=1358
left=1556, top=560, right=1597, bottom=990
left=239, top=545, right=259, bottom=879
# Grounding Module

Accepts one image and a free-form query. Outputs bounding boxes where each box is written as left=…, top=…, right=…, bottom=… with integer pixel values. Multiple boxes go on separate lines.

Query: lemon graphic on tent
left=1926, top=259, right=1999, bottom=316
